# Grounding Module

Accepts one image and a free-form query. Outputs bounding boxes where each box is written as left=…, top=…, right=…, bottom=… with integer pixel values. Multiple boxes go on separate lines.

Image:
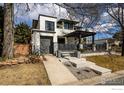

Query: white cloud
left=102, top=12, right=108, bottom=16
left=14, top=3, right=68, bottom=24
left=14, top=3, right=119, bottom=33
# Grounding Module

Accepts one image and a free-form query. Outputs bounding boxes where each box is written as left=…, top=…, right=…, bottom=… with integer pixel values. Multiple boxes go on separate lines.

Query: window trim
left=64, top=22, right=73, bottom=30
left=45, top=20, right=55, bottom=31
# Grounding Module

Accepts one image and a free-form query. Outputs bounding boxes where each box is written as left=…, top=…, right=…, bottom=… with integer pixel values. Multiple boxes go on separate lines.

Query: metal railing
left=58, top=44, right=77, bottom=51
left=58, top=43, right=107, bottom=52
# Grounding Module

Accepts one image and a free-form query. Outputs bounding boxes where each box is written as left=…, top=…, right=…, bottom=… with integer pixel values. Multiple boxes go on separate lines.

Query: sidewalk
left=42, top=55, right=78, bottom=85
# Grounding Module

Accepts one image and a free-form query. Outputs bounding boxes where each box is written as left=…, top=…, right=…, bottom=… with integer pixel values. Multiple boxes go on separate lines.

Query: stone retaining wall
left=0, top=56, right=44, bottom=67
left=14, top=44, right=30, bottom=57
left=0, top=57, right=28, bottom=66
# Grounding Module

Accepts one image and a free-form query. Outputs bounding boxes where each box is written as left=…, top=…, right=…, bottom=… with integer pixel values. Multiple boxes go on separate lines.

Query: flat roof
left=64, top=30, right=96, bottom=37
left=32, top=29, right=56, bottom=34
left=57, top=19, right=79, bottom=24
left=39, top=14, right=57, bottom=19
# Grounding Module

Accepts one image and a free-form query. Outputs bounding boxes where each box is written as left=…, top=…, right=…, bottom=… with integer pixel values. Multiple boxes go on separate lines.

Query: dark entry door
left=40, top=36, right=53, bottom=54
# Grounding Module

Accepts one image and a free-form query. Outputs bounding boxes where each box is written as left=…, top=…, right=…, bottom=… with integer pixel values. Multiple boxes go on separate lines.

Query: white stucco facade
left=31, top=30, right=57, bottom=54
left=56, top=28, right=75, bottom=36
left=31, top=14, right=79, bottom=55
left=39, top=16, right=57, bottom=31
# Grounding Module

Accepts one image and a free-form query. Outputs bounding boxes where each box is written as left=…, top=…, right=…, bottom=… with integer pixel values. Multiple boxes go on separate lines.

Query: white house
left=31, top=14, right=96, bottom=56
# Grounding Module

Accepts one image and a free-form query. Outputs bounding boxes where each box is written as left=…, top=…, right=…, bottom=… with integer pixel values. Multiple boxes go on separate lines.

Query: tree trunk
left=2, top=3, right=14, bottom=58
left=121, top=27, right=124, bottom=56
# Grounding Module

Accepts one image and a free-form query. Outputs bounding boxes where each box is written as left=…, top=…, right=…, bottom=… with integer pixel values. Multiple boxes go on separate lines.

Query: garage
left=40, top=36, right=53, bottom=54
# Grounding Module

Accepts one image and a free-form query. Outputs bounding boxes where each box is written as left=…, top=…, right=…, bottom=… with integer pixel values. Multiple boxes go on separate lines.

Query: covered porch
left=58, top=30, right=96, bottom=52
left=57, top=30, right=96, bottom=57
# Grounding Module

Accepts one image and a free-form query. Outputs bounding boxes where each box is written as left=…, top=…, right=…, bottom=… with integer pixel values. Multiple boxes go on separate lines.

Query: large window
left=45, top=21, right=55, bottom=31
left=64, top=22, right=73, bottom=30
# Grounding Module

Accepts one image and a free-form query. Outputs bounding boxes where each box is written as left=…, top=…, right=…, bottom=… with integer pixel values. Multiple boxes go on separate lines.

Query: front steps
left=89, top=65, right=111, bottom=75
left=65, top=57, right=95, bottom=68
left=61, top=53, right=71, bottom=57
left=59, top=57, right=112, bottom=76
left=58, top=51, right=76, bottom=58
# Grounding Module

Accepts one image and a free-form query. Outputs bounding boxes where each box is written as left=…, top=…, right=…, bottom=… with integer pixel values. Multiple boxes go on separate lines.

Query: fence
left=58, top=43, right=107, bottom=53
left=58, top=44, right=77, bottom=51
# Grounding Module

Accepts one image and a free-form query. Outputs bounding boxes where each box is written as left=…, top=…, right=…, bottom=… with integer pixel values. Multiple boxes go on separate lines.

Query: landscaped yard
left=0, top=62, right=51, bottom=85
left=86, top=55, right=124, bottom=72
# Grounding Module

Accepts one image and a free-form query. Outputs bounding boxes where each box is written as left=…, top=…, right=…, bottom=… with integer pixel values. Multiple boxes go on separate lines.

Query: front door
left=40, top=36, right=53, bottom=54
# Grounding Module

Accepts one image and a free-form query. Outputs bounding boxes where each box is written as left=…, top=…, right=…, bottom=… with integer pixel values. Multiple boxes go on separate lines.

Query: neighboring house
left=31, top=14, right=96, bottom=56
left=94, top=38, right=121, bottom=51
left=94, top=38, right=110, bottom=51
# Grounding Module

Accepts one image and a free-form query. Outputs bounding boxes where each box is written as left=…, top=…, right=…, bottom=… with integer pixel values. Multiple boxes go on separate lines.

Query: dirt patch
left=0, top=62, right=51, bottom=85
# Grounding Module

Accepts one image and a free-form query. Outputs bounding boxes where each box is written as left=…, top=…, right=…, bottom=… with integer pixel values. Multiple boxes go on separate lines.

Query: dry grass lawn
left=0, top=63, right=51, bottom=85
left=86, top=55, right=124, bottom=72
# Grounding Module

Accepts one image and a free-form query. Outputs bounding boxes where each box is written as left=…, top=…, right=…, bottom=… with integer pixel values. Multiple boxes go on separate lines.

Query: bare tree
left=56, top=3, right=124, bottom=56
left=106, top=4, right=124, bottom=56
left=56, top=3, right=101, bottom=29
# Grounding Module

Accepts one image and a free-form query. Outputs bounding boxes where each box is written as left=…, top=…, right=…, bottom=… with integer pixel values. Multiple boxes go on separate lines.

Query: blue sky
left=13, top=3, right=120, bottom=40
left=14, top=3, right=68, bottom=27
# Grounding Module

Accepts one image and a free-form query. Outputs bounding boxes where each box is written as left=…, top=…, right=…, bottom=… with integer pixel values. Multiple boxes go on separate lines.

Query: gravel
left=63, top=61, right=99, bottom=80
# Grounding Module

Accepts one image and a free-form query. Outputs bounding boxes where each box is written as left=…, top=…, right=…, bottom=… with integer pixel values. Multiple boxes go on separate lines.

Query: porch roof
left=64, top=30, right=96, bottom=37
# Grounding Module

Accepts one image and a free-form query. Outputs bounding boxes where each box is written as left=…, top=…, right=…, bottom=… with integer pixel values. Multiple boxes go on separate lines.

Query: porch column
left=77, top=34, right=82, bottom=50
left=53, top=34, right=58, bottom=55
left=62, top=21, right=64, bottom=29
left=53, top=42, right=58, bottom=55
left=35, top=32, right=41, bottom=54
left=106, top=40, right=109, bottom=51
left=65, top=37, right=68, bottom=44
left=92, top=35, right=96, bottom=51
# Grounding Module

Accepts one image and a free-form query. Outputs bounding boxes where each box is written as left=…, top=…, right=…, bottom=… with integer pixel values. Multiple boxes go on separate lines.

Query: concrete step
left=70, top=61, right=96, bottom=68
left=59, top=58, right=69, bottom=63
left=65, top=57, right=86, bottom=61
left=88, top=65, right=112, bottom=75
left=60, top=57, right=111, bottom=76
left=65, top=57, right=95, bottom=68
left=61, top=53, right=70, bottom=57
left=86, top=61, right=96, bottom=65
left=61, top=51, right=75, bottom=54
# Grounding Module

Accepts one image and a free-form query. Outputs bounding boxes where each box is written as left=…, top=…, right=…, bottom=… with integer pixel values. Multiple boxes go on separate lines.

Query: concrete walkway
left=42, top=55, right=78, bottom=85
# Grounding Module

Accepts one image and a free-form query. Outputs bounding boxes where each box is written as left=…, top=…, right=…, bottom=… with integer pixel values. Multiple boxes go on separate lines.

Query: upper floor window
left=45, top=21, right=55, bottom=31
left=64, top=22, right=73, bottom=30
